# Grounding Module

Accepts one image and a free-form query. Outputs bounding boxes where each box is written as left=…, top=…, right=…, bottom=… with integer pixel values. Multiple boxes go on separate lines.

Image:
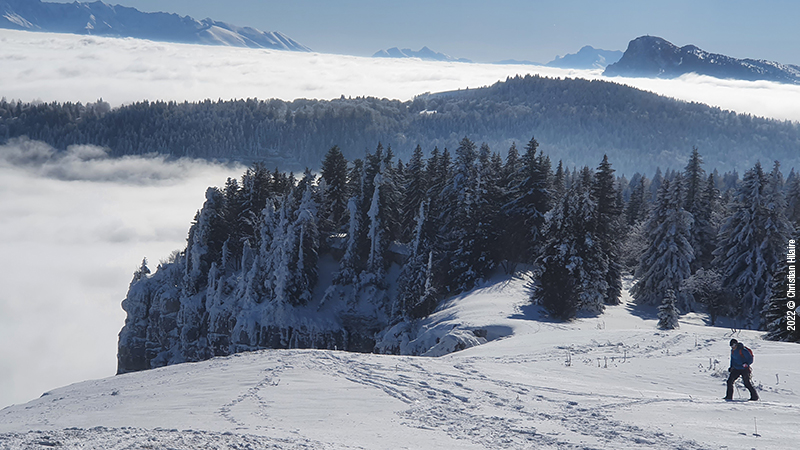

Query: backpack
left=741, top=346, right=754, bottom=365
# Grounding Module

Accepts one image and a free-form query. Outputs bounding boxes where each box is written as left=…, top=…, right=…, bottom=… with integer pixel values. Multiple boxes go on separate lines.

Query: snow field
left=1, top=274, right=798, bottom=449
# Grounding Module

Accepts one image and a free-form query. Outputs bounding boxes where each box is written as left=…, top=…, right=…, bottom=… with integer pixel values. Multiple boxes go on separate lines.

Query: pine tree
left=395, top=201, right=437, bottom=319
left=536, top=194, right=579, bottom=320
left=593, top=155, right=624, bottom=305
left=474, top=142, right=502, bottom=273
left=293, top=181, right=320, bottom=305
left=437, top=136, right=479, bottom=293
left=625, top=174, right=648, bottom=226
left=632, top=176, right=695, bottom=309
left=682, top=148, right=715, bottom=273
left=535, top=167, right=607, bottom=318
left=184, top=187, right=228, bottom=295
left=401, top=145, right=427, bottom=243
left=713, top=162, right=772, bottom=328
left=320, top=145, right=349, bottom=234
left=502, top=136, right=551, bottom=264
left=362, top=170, right=388, bottom=288
left=657, top=290, right=680, bottom=330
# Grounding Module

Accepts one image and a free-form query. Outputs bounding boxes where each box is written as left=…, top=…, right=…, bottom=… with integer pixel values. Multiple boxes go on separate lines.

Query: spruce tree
left=293, top=181, right=320, bottom=305
left=625, top=174, right=648, bottom=227
left=320, top=145, right=349, bottom=234
left=395, top=201, right=437, bottom=319
left=657, top=290, right=680, bottom=330
left=401, top=145, right=427, bottom=243
left=632, top=176, right=695, bottom=309
left=437, top=137, right=479, bottom=293
left=713, top=162, right=772, bottom=328
left=502, top=136, right=551, bottom=265
left=593, top=155, right=624, bottom=305
left=535, top=167, right=607, bottom=318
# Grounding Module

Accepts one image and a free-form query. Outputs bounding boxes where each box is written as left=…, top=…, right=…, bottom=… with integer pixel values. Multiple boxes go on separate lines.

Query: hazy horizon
left=41, top=0, right=800, bottom=66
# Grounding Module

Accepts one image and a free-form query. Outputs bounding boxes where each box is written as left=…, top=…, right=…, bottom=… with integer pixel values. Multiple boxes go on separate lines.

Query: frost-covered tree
left=502, top=136, right=551, bottom=264
left=184, top=187, right=228, bottom=295
left=395, top=202, right=437, bottom=319
left=320, top=145, right=349, bottom=235
left=713, top=162, right=793, bottom=328
left=436, top=137, right=479, bottom=293
left=293, top=181, right=320, bottom=305
left=632, top=176, right=695, bottom=309
left=535, top=167, right=607, bottom=319
left=625, top=174, right=649, bottom=227
left=401, top=145, right=427, bottom=243
left=593, top=155, right=624, bottom=305
left=362, top=170, right=388, bottom=287
left=657, top=290, right=680, bottom=330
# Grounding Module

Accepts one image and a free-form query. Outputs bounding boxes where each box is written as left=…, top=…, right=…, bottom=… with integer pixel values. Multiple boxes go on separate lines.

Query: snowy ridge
left=605, top=35, right=800, bottom=85
left=0, top=0, right=311, bottom=51
left=373, top=46, right=472, bottom=63
left=2, top=275, right=799, bottom=449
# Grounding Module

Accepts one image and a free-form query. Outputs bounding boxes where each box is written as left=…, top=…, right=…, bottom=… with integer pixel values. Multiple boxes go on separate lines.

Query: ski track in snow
left=314, top=351, right=710, bottom=450
left=2, top=276, right=799, bottom=449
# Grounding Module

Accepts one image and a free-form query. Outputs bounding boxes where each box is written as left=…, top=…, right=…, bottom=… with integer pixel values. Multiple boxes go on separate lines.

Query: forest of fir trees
left=142, top=137, right=800, bottom=362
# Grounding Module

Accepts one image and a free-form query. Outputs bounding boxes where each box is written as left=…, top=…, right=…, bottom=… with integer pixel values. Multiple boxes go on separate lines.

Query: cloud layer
left=2, top=29, right=800, bottom=122
left=0, top=139, right=244, bottom=407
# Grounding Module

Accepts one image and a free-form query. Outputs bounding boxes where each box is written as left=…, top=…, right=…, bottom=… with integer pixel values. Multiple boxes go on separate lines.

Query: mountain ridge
left=0, top=0, right=311, bottom=51
left=372, top=46, right=472, bottom=63
left=604, top=35, right=800, bottom=84
left=546, top=45, right=622, bottom=69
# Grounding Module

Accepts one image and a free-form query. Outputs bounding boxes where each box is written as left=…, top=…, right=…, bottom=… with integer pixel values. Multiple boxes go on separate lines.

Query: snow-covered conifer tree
left=657, top=290, right=680, bottom=330
left=319, top=145, right=349, bottom=235
left=632, top=176, right=695, bottom=309
left=501, top=136, right=551, bottom=265
left=535, top=167, right=607, bottom=318
left=401, top=145, right=427, bottom=243
left=293, top=181, right=320, bottom=305
left=363, top=171, right=387, bottom=287
left=395, top=201, right=435, bottom=319
left=713, top=162, right=792, bottom=328
left=593, top=155, right=624, bottom=305
left=437, top=136, right=480, bottom=293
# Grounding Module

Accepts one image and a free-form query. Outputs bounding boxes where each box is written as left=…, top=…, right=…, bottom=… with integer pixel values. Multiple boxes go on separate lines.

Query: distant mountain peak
left=0, top=0, right=311, bottom=52
left=545, top=45, right=623, bottom=69
left=604, top=35, right=800, bottom=84
left=372, top=46, right=472, bottom=63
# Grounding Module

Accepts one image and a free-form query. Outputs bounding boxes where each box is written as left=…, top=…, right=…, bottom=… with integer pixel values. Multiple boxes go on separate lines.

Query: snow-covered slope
left=2, top=275, right=798, bottom=449
left=0, top=0, right=311, bottom=51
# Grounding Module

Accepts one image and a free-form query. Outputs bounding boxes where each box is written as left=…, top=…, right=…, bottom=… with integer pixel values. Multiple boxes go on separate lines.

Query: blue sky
left=48, top=0, right=800, bottom=65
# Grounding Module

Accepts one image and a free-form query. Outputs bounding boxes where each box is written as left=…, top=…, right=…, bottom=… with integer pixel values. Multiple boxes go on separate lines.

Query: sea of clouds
left=1, top=28, right=799, bottom=409
left=0, top=138, right=244, bottom=407
left=2, top=29, right=800, bottom=121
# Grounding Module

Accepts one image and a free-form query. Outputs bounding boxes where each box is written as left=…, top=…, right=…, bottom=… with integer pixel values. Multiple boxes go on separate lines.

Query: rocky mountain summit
left=604, top=35, right=800, bottom=84
left=546, top=45, right=622, bottom=69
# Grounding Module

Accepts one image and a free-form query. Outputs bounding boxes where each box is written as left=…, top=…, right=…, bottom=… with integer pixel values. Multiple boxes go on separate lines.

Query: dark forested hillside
left=2, top=75, right=799, bottom=174
left=117, top=142, right=799, bottom=374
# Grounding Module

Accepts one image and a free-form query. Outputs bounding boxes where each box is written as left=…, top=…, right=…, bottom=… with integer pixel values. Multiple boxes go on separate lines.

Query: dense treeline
left=4, top=75, right=800, bottom=175
left=118, top=139, right=798, bottom=374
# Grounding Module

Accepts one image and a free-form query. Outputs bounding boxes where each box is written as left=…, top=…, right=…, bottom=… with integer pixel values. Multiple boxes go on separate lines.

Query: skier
left=724, top=339, right=759, bottom=401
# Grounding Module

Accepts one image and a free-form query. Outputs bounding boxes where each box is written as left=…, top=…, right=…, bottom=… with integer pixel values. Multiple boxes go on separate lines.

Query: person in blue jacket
left=724, top=339, right=759, bottom=401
